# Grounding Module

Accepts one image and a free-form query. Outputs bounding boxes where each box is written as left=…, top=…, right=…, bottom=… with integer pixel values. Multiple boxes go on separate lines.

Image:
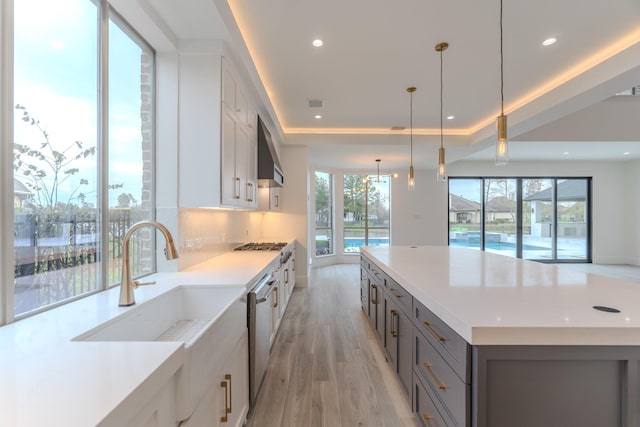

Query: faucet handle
left=133, top=280, right=156, bottom=288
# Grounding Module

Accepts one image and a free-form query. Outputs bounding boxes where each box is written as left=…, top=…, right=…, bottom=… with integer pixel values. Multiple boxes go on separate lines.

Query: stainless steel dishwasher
left=247, top=273, right=275, bottom=406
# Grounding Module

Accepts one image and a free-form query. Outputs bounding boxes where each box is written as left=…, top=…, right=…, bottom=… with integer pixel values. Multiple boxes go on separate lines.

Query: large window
left=314, top=171, right=334, bottom=256
left=343, top=174, right=391, bottom=253
left=12, top=0, right=155, bottom=318
left=449, top=177, right=591, bottom=262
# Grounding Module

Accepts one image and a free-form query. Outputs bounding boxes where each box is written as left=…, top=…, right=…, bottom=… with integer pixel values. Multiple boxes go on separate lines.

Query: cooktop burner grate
left=234, top=242, right=287, bottom=251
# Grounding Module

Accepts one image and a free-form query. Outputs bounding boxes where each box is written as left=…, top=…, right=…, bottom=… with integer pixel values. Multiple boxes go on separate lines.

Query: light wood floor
left=246, top=264, right=418, bottom=427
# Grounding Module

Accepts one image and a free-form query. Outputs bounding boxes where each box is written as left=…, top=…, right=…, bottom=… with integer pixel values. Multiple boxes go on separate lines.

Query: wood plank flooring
left=246, top=264, right=418, bottom=427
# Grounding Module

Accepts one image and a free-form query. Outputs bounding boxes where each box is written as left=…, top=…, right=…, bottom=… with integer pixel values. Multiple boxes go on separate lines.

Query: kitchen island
left=361, top=246, right=640, bottom=427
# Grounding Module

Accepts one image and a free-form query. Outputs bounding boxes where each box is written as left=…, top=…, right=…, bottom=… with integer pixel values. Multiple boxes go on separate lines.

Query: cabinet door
left=270, top=187, right=282, bottom=211
left=221, top=109, right=239, bottom=206
left=222, top=65, right=236, bottom=111
left=385, top=296, right=399, bottom=368
left=368, top=277, right=378, bottom=332
left=269, top=281, right=281, bottom=347
left=181, top=332, right=249, bottom=427
left=220, top=332, right=249, bottom=427
left=245, top=130, right=257, bottom=208
left=236, top=125, right=249, bottom=207
left=397, top=308, right=413, bottom=398
left=360, top=268, right=369, bottom=314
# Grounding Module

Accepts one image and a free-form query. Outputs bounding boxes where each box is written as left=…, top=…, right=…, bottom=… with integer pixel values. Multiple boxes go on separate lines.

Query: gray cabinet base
left=473, top=345, right=640, bottom=427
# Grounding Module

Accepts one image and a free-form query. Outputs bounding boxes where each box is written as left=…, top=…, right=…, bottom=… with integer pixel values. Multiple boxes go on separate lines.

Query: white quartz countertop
left=0, top=242, right=292, bottom=427
left=362, top=246, right=640, bottom=346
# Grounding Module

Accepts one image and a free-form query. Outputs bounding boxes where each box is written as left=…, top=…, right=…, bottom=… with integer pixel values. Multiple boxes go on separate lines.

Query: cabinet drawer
left=369, top=263, right=384, bottom=284
left=413, top=299, right=470, bottom=382
left=415, top=333, right=469, bottom=427
left=360, top=255, right=371, bottom=271
left=414, top=373, right=455, bottom=427
left=386, top=277, right=412, bottom=314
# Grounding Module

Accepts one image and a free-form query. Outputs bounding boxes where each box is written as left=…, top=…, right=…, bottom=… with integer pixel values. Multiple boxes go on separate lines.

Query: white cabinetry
left=269, top=273, right=282, bottom=347
left=125, top=377, right=177, bottom=427
left=180, top=330, right=249, bottom=427
left=221, top=58, right=257, bottom=209
left=258, top=186, right=282, bottom=211
left=179, top=50, right=257, bottom=209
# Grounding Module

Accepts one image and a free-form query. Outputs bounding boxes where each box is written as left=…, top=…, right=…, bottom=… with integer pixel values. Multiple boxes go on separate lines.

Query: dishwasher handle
left=253, top=276, right=276, bottom=304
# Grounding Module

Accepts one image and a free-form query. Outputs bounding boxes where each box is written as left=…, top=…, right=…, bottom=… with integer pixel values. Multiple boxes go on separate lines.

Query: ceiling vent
left=391, top=126, right=406, bottom=131
left=308, top=99, right=324, bottom=108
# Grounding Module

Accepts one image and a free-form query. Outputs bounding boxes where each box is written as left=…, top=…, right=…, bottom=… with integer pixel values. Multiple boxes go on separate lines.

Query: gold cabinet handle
left=246, top=182, right=254, bottom=202
left=422, top=321, right=446, bottom=342
left=390, top=309, right=398, bottom=338
left=273, top=286, right=279, bottom=308
left=285, top=268, right=289, bottom=284
left=370, top=283, right=378, bottom=304
left=422, top=413, right=434, bottom=425
left=423, top=362, right=447, bottom=390
left=225, top=374, right=232, bottom=414
left=233, top=177, right=241, bottom=199
left=220, top=380, right=229, bottom=422
left=275, top=194, right=279, bottom=208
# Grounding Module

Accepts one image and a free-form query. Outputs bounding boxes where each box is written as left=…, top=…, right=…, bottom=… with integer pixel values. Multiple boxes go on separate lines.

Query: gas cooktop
left=233, top=242, right=287, bottom=251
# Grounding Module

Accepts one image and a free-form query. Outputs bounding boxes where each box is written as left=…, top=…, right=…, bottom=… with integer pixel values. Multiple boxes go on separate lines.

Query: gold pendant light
left=435, top=42, right=448, bottom=182
left=407, top=86, right=416, bottom=191
left=495, top=0, right=508, bottom=166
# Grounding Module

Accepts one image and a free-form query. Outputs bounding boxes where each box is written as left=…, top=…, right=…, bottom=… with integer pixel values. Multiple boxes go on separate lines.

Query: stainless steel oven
left=247, top=273, right=276, bottom=406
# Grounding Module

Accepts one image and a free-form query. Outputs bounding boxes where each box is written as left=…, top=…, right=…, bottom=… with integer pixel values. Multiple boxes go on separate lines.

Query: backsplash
left=178, top=208, right=265, bottom=269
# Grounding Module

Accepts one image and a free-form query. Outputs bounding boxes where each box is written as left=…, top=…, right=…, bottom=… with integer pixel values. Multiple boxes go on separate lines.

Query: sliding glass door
left=449, top=177, right=591, bottom=262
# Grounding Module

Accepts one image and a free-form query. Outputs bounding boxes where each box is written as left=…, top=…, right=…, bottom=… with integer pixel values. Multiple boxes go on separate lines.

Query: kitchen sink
left=74, top=285, right=247, bottom=421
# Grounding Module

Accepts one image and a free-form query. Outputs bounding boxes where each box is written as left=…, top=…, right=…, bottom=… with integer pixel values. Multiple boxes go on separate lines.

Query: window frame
left=448, top=176, right=592, bottom=263
left=313, top=169, right=335, bottom=258
left=2, top=0, right=157, bottom=323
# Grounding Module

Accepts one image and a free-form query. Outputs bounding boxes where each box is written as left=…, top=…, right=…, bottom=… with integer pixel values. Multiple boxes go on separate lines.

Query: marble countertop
left=0, top=242, right=293, bottom=427
left=361, top=245, right=640, bottom=346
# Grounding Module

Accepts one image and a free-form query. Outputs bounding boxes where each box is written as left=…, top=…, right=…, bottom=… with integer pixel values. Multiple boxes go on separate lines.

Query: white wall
left=623, top=160, right=640, bottom=265
left=391, top=169, right=449, bottom=246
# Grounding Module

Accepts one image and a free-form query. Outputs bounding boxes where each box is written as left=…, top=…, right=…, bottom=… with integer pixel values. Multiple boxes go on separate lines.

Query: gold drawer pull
left=370, top=284, right=378, bottom=304
left=220, top=380, right=228, bottom=422
left=225, top=374, right=232, bottom=414
left=422, top=321, right=446, bottom=342
left=423, top=362, right=447, bottom=390
left=422, top=413, right=434, bottom=425
left=390, top=309, right=398, bottom=337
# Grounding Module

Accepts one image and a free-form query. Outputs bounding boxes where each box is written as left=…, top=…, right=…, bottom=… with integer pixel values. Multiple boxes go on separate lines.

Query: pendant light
left=407, top=87, right=416, bottom=191
left=495, top=0, right=508, bottom=166
left=435, top=42, right=448, bottom=182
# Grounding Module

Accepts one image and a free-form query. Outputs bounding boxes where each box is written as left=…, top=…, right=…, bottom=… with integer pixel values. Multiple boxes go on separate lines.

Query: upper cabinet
left=179, top=50, right=257, bottom=209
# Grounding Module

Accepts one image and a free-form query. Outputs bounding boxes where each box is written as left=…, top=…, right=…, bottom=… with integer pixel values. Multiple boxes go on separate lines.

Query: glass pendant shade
left=495, top=113, right=508, bottom=166
left=408, top=165, right=415, bottom=191
left=437, top=147, right=446, bottom=182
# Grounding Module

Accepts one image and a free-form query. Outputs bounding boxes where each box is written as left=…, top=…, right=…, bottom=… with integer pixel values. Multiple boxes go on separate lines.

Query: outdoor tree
left=315, top=173, right=329, bottom=224
left=13, top=105, right=96, bottom=216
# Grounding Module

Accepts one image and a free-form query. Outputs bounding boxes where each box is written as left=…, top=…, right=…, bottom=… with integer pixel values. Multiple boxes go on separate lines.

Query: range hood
left=257, top=116, right=284, bottom=187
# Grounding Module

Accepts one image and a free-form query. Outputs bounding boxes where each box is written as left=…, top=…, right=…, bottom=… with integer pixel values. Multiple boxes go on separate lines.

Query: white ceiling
left=143, top=0, right=640, bottom=169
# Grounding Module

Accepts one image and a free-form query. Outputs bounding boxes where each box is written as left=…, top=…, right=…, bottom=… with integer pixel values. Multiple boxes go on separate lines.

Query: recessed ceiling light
left=447, top=115, right=455, bottom=120
left=312, top=39, right=323, bottom=47
left=563, top=151, right=569, bottom=155
left=314, top=114, right=322, bottom=119
left=624, top=152, right=630, bottom=155
left=542, top=37, right=557, bottom=46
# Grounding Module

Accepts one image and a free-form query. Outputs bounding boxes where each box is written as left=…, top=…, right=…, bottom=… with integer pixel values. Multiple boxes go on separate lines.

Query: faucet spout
left=119, top=220, right=179, bottom=306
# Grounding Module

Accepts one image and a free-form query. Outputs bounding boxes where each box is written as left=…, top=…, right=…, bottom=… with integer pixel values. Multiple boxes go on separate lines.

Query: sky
left=13, top=0, right=147, bottom=208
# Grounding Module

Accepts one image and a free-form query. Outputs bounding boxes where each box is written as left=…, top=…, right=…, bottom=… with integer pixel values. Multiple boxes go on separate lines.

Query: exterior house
left=524, top=180, right=588, bottom=238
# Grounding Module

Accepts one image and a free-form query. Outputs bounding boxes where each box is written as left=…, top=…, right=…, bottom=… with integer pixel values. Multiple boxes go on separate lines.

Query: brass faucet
left=119, top=220, right=179, bottom=306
